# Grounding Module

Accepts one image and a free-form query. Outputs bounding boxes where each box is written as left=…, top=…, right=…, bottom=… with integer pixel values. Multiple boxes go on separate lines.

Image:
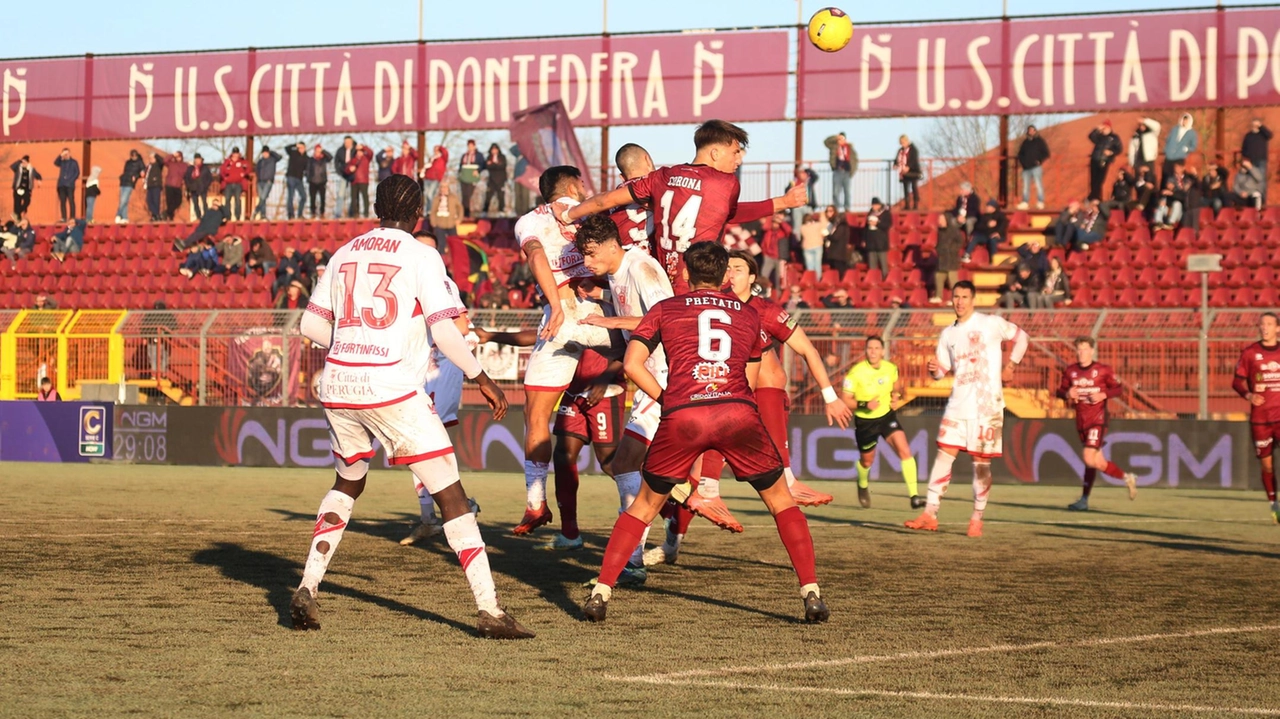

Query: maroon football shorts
left=1078, top=424, right=1107, bottom=450
left=642, top=401, right=782, bottom=488
left=1251, top=422, right=1280, bottom=459
left=554, top=393, right=625, bottom=446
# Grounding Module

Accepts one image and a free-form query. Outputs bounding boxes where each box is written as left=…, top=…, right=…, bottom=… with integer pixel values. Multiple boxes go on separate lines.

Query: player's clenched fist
left=926, top=357, right=941, bottom=377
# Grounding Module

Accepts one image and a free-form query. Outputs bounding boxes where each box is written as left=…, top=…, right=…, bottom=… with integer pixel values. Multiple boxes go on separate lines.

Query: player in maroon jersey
left=1232, top=312, right=1280, bottom=524
left=473, top=328, right=626, bottom=548
left=644, top=250, right=851, bottom=566
left=582, top=242, right=829, bottom=624
left=565, top=121, right=807, bottom=293
left=1054, top=337, right=1138, bottom=511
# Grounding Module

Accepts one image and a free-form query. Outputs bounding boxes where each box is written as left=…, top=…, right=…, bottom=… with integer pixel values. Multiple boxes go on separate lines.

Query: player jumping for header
left=1233, top=311, right=1280, bottom=524
left=1056, top=336, right=1138, bottom=511
left=905, top=281, right=1028, bottom=538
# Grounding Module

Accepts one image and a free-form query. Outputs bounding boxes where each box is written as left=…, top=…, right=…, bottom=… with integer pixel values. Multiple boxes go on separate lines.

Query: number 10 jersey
left=307, top=227, right=462, bottom=408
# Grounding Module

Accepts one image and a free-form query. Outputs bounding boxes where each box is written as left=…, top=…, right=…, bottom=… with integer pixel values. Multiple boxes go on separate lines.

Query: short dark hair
left=615, top=143, right=649, bottom=175
left=865, top=335, right=884, bottom=347
left=539, top=165, right=581, bottom=204
left=685, top=241, right=729, bottom=287
left=953, top=280, right=977, bottom=297
left=574, top=214, right=620, bottom=254
left=694, top=119, right=749, bottom=151
left=374, top=174, right=423, bottom=224
left=1075, top=336, right=1097, bottom=348
left=1262, top=312, right=1278, bottom=323
left=727, top=250, right=758, bottom=278
left=40, top=377, right=51, bottom=386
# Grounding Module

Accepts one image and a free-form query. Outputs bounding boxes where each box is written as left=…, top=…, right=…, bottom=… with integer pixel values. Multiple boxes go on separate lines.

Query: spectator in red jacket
left=163, top=151, right=188, bottom=221
left=420, top=144, right=449, bottom=214
left=392, top=140, right=418, bottom=179
left=346, top=145, right=372, bottom=218
left=219, top=147, right=252, bottom=221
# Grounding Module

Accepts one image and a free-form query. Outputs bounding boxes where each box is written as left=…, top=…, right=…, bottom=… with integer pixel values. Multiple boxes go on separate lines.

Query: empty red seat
left=1089, top=265, right=1114, bottom=288
left=1116, top=287, right=1139, bottom=307
left=1163, top=287, right=1187, bottom=307
left=1125, top=209, right=1146, bottom=230
left=1221, top=246, right=1247, bottom=269
left=1215, top=207, right=1238, bottom=228
left=1242, top=225, right=1264, bottom=248
left=1110, top=244, right=1133, bottom=265
left=1114, top=265, right=1136, bottom=287
left=1250, top=266, right=1276, bottom=289
left=1261, top=206, right=1280, bottom=228
left=1236, top=207, right=1259, bottom=227
left=1231, top=287, right=1255, bottom=307
left=1256, top=285, right=1279, bottom=306
left=1225, top=266, right=1250, bottom=288
left=1245, top=245, right=1269, bottom=269
left=1153, top=246, right=1178, bottom=269
left=1209, top=287, right=1232, bottom=305
left=1136, top=287, right=1161, bottom=307
left=1134, top=266, right=1159, bottom=288
left=1157, top=267, right=1181, bottom=289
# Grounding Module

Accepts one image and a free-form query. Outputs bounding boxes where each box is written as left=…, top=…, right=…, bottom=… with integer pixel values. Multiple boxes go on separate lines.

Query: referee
left=841, top=336, right=924, bottom=509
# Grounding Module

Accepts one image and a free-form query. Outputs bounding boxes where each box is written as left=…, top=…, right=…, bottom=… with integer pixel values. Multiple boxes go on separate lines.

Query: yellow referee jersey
left=842, top=360, right=897, bottom=420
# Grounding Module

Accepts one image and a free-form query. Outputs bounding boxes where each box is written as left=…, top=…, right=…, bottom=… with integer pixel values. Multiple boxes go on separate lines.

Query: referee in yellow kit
left=841, top=335, right=923, bottom=509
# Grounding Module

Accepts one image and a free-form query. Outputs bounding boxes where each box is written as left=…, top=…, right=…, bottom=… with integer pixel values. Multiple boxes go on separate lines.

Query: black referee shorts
left=855, top=410, right=904, bottom=452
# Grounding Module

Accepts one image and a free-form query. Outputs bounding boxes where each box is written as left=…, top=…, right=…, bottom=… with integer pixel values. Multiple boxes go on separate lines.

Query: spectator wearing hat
left=1016, top=125, right=1050, bottom=210
left=184, top=154, right=213, bottom=221
left=1231, top=157, right=1266, bottom=210
left=333, top=136, right=358, bottom=219
left=116, top=150, right=144, bottom=223
left=253, top=146, right=282, bottom=220
left=1242, top=118, right=1272, bottom=200
left=1088, top=120, right=1122, bottom=201
left=896, top=135, right=921, bottom=210
left=220, top=147, right=252, bottom=221
left=1128, top=117, right=1161, bottom=177
left=962, top=200, right=1007, bottom=264
left=863, top=199, right=891, bottom=277
left=10, top=156, right=41, bottom=221
left=53, top=148, right=80, bottom=222
left=163, top=151, right=188, bottom=221
left=307, top=145, right=332, bottom=218
left=1163, top=113, right=1198, bottom=189
left=300, top=246, right=331, bottom=283
left=1013, top=237, right=1049, bottom=281
left=284, top=142, right=309, bottom=219
left=275, top=279, right=311, bottom=310
left=824, top=132, right=856, bottom=213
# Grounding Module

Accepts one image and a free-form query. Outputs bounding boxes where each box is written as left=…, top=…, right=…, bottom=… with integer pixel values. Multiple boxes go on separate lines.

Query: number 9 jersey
left=307, top=227, right=463, bottom=408
left=626, top=164, right=741, bottom=294
left=629, top=289, right=766, bottom=416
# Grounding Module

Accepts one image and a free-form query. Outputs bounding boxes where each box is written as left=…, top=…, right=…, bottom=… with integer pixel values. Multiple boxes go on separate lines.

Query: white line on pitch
left=614, top=624, right=1280, bottom=683
left=622, top=679, right=1280, bottom=716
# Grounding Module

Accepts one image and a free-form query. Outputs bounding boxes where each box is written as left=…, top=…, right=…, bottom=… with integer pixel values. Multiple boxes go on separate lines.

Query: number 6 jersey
left=629, top=289, right=766, bottom=416
left=626, top=164, right=741, bottom=293
left=306, top=227, right=462, bottom=407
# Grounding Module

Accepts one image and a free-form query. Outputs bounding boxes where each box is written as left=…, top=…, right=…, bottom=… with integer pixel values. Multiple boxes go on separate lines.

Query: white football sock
left=615, top=471, right=642, bottom=512
left=443, top=513, right=500, bottom=615
left=414, top=478, right=437, bottom=523
left=300, top=490, right=355, bottom=594
left=698, top=477, right=721, bottom=499
left=972, top=461, right=993, bottom=520
left=783, top=466, right=798, bottom=488
left=524, top=460, right=549, bottom=510
left=925, top=452, right=955, bottom=517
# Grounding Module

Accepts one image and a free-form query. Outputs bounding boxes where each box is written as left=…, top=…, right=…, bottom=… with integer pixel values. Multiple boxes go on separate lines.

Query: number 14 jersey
left=626, top=163, right=740, bottom=293
left=307, top=227, right=462, bottom=407
left=630, top=289, right=766, bottom=416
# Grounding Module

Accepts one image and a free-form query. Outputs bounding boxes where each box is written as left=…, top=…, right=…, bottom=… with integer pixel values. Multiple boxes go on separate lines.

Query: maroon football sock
left=1081, top=468, right=1098, bottom=497
left=1103, top=461, right=1125, bottom=479
left=596, top=512, right=648, bottom=588
left=773, top=506, right=817, bottom=586
left=675, top=505, right=696, bottom=535
left=700, top=451, right=725, bottom=480
left=1263, top=470, right=1276, bottom=503
left=553, top=456, right=580, bottom=540
left=757, top=388, right=791, bottom=467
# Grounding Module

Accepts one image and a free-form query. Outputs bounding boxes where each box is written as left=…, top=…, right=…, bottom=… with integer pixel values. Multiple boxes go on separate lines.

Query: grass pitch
left=1, top=462, right=1278, bottom=718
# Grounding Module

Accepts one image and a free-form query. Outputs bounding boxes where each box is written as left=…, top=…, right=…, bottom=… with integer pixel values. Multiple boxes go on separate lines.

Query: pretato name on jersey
left=331, top=341, right=390, bottom=358
left=683, top=295, right=741, bottom=310
left=667, top=175, right=702, bottom=191
left=348, top=236, right=403, bottom=253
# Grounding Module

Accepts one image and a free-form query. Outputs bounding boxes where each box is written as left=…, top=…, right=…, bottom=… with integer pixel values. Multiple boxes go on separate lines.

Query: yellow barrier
left=0, top=310, right=125, bottom=400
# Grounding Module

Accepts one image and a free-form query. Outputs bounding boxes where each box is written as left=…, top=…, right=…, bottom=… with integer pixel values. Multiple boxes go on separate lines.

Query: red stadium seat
left=1245, top=245, right=1269, bottom=269
left=1231, top=287, right=1255, bottom=307
left=1113, top=265, right=1136, bottom=288
left=1116, top=287, right=1139, bottom=307
left=1208, top=287, right=1232, bottom=306
left=1217, top=226, right=1241, bottom=249
left=1156, top=267, right=1180, bottom=289
left=1250, top=266, right=1276, bottom=289
left=1242, top=225, right=1264, bottom=248
left=1236, top=207, right=1259, bottom=228
left=1225, top=267, right=1250, bottom=288
left=1163, top=287, right=1187, bottom=307
left=1071, top=285, right=1092, bottom=307
left=1134, top=266, right=1159, bottom=289
left=1221, top=246, right=1246, bottom=269
left=1153, top=228, right=1175, bottom=248
left=1262, top=206, right=1280, bottom=229
left=1069, top=266, right=1090, bottom=290
left=1124, top=209, right=1146, bottom=230
left=1153, top=246, right=1178, bottom=269
left=1136, top=287, right=1161, bottom=307
left=1214, top=207, right=1237, bottom=228
left=1092, top=285, right=1116, bottom=306
left=1110, top=244, right=1133, bottom=266
left=1088, top=265, right=1114, bottom=288
left=1256, top=285, right=1279, bottom=306
left=1132, top=244, right=1155, bottom=266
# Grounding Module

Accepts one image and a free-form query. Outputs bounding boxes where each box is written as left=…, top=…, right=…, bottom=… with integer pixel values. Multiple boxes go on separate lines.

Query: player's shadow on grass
left=190, top=542, right=476, bottom=634
left=989, top=500, right=1183, bottom=521
left=1037, top=527, right=1280, bottom=560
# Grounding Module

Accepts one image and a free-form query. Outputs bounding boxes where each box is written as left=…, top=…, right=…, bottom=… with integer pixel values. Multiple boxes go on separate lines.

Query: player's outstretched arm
left=784, top=327, right=851, bottom=429
left=521, top=239, right=565, bottom=340
left=563, top=187, right=634, bottom=223
left=580, top=314, right=642, bottom=331
left=475, top=328, right=538, bottom=347
left=299, top=311, right=333, bottom=349
left=622, top=340, right=663, bottom=403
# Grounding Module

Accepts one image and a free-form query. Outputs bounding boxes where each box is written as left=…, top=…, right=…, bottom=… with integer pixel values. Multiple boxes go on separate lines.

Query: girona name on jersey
left=627, top=164, right=740, bottom=289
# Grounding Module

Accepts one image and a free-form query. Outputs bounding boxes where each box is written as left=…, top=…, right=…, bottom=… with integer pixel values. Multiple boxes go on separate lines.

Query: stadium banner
left=0, top=30, right=789, bottom=142
left=0, top=400, right=112, bottom=462
left=106, top=405, right=1258, bottom=492
left=800, top=7, right=1280, bottom=117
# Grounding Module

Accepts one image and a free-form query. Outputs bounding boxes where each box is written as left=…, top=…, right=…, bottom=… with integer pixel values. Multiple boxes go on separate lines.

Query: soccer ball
left=808, top=7, right=854, bottom=53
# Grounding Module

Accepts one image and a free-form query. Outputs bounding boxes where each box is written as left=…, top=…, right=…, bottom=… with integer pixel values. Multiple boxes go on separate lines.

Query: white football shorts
left=325, top=392, right=459, bottom=493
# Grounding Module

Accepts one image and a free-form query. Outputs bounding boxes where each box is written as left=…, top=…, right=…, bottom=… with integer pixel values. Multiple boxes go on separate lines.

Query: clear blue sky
left=9, top=0, right=1274, bottom=168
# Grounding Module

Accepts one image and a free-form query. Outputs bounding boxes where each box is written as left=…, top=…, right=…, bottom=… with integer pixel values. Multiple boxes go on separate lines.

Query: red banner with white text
left=800, top=8, right=1280, bottom=118
left=0, top=30, right=789, bottom=142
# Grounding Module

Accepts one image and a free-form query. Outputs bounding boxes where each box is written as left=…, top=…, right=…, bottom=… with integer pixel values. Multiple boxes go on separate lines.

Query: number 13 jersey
left=630, top=289, right=766, bottom=416
left=626, top=164, right=740, bottom=293
left=307, top=227, right=463, bottom=407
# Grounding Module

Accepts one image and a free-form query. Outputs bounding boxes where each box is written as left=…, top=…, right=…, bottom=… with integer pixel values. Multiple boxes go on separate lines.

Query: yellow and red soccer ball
left=808, top=7, right=853, bottom=53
